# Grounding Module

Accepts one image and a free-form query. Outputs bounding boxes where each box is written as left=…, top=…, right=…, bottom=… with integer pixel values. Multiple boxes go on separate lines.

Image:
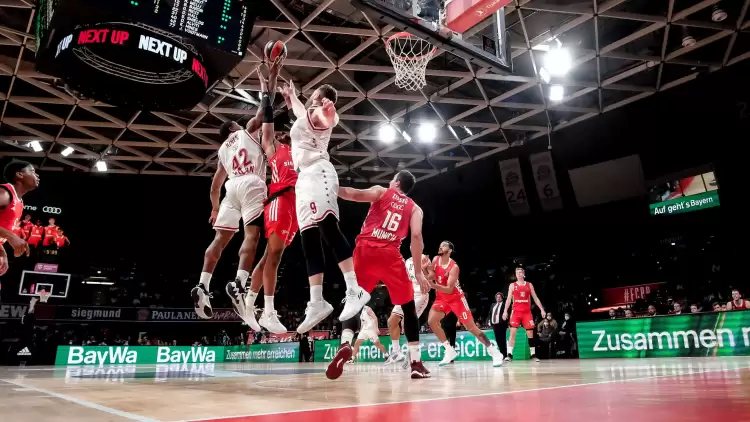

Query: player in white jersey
left=350, top=305, right=387, bottom=362
left=384, top=254, right=433, bottom=365
left=279, top=82, right=370, bottom=333
left=192, top=64, right=277, bottom=322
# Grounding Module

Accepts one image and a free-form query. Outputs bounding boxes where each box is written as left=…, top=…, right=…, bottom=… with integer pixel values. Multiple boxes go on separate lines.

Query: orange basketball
left=264, top=40, right=287, bottom=63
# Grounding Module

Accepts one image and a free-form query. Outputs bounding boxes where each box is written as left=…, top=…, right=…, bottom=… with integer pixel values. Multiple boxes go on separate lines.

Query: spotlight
left=61, top=146, right=74, bottom=156
left=96, top=161, right=108, bottom=172
left=417, top=123, right=436, bottom=142
left=549, top=85, right=564, bottom=102
left=539, top=67, right=551, bottom=84
left=543, top=46, right=572, bottom=77
left=681, top=35, right=696, bottom=47
left=379, top=124, right=396, bottom=143
left=28, top=141, right=43, bottom=152
left=711, top=5, right=727, bottom=22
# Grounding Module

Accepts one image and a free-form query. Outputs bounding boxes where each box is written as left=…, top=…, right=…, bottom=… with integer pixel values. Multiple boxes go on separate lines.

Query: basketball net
left=38, top=290, right=51, bottom=303
left=386, top=32, right=437, bottom=91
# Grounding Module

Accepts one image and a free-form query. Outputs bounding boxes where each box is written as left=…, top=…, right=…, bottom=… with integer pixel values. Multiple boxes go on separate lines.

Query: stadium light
left=379, top=124, right=396, bottom=143
left=28, top=141, right=43, bottom=152
left=543, top=46, right=572, bottom=77
left=96, top=160, right=108, bottom=172
left=417, top=123, right=437, bottom=142
left=61, top=146, right=74, bottom=156
left=549, top=85, right=564, bottom=102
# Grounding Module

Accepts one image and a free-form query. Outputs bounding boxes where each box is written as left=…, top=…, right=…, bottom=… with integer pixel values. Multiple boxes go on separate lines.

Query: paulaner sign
left=577, top=310, right=750, bottom=358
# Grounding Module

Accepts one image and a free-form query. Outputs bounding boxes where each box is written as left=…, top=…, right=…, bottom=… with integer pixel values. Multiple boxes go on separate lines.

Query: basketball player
left=325, top=171, right=430, bottom=380
left=278, top=81, right=369, bottom=332
left=191, top=64, right=281, bottom=322
left=0, top=161, right=37, bottom=276
left=244, top=67, right=298, bottom=334
left=350, top=305, right=388, bottom=361
left=384, top=254, right=433, bottom=365
left=427, top=241, right=504, bottom=366
left=42, top=217, right=58, bottom=247
left=502, top=267, right=546, bottom=362
left=727, top=289, right=749, bottom=310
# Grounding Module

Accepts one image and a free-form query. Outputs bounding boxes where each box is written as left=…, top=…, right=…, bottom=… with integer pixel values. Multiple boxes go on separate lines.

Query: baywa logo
left=67, top=346, right=138, bottom=365
left=591, top=327, right=750, bottom=352
left=156, top=346, right=216, bottom=363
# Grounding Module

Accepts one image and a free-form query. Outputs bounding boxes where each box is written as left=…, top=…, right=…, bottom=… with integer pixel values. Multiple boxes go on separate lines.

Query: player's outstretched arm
left=530, top=283, right=546, bottom=318
left=279, top=82, right=306, bottom=119
left=311, top=98, right=339, bottom=129
left=422, top=254, right=435, bottom=282
left=338, top=185, right=386, bottom=203
left=246, top=104, right=263, bottom=134
left=257, top=71, right=276, bottom=156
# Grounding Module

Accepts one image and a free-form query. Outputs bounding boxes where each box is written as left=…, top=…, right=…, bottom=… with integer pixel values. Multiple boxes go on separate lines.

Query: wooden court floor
left=1, top=357, right=749, bottom=422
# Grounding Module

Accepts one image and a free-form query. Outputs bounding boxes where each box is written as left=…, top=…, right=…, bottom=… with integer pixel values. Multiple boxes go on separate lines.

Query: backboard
left=352, top=0, right=512, bottom=74
left=18, top=271, right=71, bottom=298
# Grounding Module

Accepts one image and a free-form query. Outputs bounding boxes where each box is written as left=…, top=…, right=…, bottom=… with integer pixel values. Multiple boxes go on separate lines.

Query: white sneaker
left=339, top=287, right=370, bottom=321
left=296, top=300, right=334, bottom=334
left=259, top=310, right=287, bottom=334
left=384, top=350, right=406, bottom=365
left=243, top=292, right=261, bottom=331
left=488, top=346, right=503, bottom=367
left=439, top=346, right=457, bottom=366
left=225, top=280, right=247, bottom=323
left=191, top=284, right=213, bottom=319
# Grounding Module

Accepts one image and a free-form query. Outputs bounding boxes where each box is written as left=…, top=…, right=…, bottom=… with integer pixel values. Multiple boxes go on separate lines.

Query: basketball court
left=0, top=357, right=748, bottom=421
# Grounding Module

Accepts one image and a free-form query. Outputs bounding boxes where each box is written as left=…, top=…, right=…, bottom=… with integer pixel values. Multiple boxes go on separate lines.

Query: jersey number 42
left=232, top=149, right=254, bottom=175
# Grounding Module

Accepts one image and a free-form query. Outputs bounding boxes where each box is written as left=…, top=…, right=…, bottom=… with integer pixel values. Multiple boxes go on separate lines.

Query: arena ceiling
left=0, top=0, right=748, bottom=182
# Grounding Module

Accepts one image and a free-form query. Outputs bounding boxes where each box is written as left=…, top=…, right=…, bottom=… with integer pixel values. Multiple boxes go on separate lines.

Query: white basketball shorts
left=391, top=292, right=428, bottom=319
left=295, top=160, right=340, bottom=231
left=357, top=329, right=380, bottom=343
left=214, top=175, right=267, bottom=232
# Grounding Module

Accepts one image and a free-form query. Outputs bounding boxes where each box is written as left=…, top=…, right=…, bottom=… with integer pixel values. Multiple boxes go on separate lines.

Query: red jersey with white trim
left=289, top=106, right=333, bottom=170
left=30, top=225, right=43, bottom=238
left=21, top=220, right=33, bottom=237
left=511, top=281, right=533, bottom=312
left=218, top=129, right=266, bottom=180
left=0, top=184, right=23, bottom=240
left=433, top=257, right=462, bottom=300
left=356, top=188, right=415, bottom=249
left=55, top=234, right=68, bottom=248
left=731, top=300, right=748, bottom=310
left=268, top=143, right=298, bottom=196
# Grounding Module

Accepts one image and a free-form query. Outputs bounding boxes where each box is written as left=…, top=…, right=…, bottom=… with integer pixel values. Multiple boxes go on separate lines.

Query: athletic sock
left=442, top=341, right=451, bottom=351
left=530, top=347, right=536, bottom=356
left=200, top=272, right=212, bottom=291
left=342, top=271, right=358, bottom=290
left=508, top=344, right=514, bottom=356
left=310, top=285, right=323, bottom=303
left=392, top=338, right=401, bottom=354
left=341, top=329, right=354, bottom=345
left=246, top=290, right=258, bottom=307
left=236, top=270, right=249, bottom=288
left=264, top=295, right=275, bottom=313
left=408, top=344, right=421, bottom=362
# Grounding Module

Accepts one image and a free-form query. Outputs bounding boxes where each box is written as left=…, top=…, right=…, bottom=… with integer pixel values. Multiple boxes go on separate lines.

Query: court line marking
left=0, top=379, right=161, bottom=422
left=173, top=364, right=745, bottom=422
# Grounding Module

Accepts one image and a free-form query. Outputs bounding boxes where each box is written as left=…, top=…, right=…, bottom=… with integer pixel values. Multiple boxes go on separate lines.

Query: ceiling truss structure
left=0, top=0, right=748, bottom=182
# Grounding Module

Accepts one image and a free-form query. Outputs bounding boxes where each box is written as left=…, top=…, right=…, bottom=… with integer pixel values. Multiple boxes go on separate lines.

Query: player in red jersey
left=244, top=69, right=299, bottom=334
left=326, top=170, right=431, bottom=380
left=0, top=161, right=37, bottom=275
left=28, top=221, right=44, bottom=248
left=502, top=267, right=546, bottom=362
left=20, top=215, right=33, bottom=240
left=55, top=229, right=70, bottom=248
left=428, top=241, right=504, bottom=366
left=727, top=289, right=750, bottom=310
left=43, top=217, right=59, bottom=246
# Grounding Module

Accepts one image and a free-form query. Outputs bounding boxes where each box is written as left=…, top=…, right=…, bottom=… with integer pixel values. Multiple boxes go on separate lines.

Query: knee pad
left=318, top=214, right=352, bottom=262
left=400, top=301, right=419, bottom=343
left=300, top=227, right=325, bottom=277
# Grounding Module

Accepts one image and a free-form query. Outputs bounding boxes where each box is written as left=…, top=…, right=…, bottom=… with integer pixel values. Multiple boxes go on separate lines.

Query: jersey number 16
left=381, top=210, right=401, bottom=231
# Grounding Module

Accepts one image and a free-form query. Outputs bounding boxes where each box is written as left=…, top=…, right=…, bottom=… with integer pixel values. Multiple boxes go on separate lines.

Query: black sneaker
left=191, top=284, right=213, bottom=319
left=531, top=354, right=540, bottom=362
left=504, top=353, right=513, bottom=362
left=225, top=279, right=247, bottom=320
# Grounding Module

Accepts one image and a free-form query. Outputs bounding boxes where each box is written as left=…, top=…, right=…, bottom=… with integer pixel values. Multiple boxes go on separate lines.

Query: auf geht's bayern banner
left=576, top=310, right=750, bottom=359
left=315, top=330, right=529, bottom=363
left=55, top=343, right=299, bottom=365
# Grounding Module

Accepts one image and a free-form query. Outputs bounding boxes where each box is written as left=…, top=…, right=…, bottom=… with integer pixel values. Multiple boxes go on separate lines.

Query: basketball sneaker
left=339, top=286, right=371, bottom=321
left=439, top=346, right=457, bottom=366
left=225, top=279, right=247, bottom=323
left=384, top=350, right=406, bottom=366
left=410, top=361, right=431, bottom=379
left=296, top=300, right=334, bottom=334
left=504, top=353, right=513, bottom=362
left=326, top=342, right=353, bottom=380
left=243, top=292, right=261, bottom=331
left=531, top=354, right=541, bottom=362
left=259, top=310, right=287, bottom=334
left=487, top=346, right=503, bottom=367
left=191, top=284, right=213, bottom=319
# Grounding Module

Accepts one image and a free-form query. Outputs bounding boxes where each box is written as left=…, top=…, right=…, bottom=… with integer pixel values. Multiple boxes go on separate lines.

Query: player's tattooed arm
left=529, top=283, right=546, bottom=318
left=209, top=163, right=228, bottom=224
left=338, top=185, right=386, bottom=203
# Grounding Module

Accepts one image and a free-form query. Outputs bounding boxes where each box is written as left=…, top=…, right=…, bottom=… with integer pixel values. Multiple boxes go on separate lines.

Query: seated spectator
left=647, top=305, right=657, bottom=316
left=727, top=289, right=750, bottom=310
left=624, top=309, right=634, bottom=318
left=671, top=302, right=683, bottom=315
left=712, top=302, right=721, bottom=312
left=690, top=304, right=700, bottom=313
left=608, top=309, right=617, bottom=319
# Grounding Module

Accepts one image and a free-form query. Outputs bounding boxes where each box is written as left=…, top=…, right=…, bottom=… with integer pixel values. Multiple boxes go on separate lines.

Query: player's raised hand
left=502, top=311, right=508, bottom=321
left=8, top=234, right=29, bottom=257
left=208, top=208, right=219, bottom=225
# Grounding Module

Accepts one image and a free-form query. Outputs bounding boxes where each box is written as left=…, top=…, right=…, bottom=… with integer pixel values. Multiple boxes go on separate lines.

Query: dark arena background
left=0, top=0, right=744, bottom=421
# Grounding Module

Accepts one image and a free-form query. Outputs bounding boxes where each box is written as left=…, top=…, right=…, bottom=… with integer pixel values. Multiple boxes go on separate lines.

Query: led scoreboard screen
left=117, top=0, right=251, bottom=56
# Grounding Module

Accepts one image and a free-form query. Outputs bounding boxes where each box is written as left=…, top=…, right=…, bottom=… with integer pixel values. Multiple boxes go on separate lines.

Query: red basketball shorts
left=353, top=243, right=413, bottom=306
left=509, top=309, right=535, bottom=329
left=264, top=193, right=298, bottom=246
left=432, top=294, right=473, bottom=324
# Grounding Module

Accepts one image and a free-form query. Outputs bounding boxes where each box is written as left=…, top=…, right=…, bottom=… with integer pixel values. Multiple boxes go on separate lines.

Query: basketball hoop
left=38, top=290, right=51, bottom=303
left=385, top=32, right=437, bottom=91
